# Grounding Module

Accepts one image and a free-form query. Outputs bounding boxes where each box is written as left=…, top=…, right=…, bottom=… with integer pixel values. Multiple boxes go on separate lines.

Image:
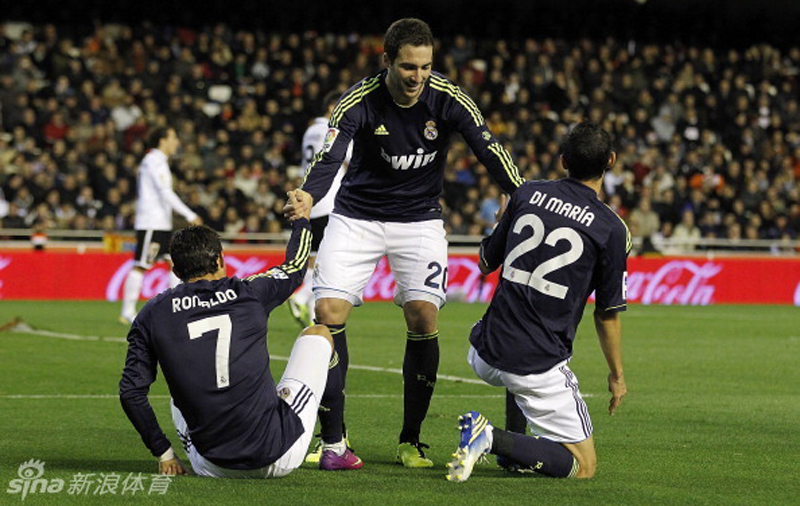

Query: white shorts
left=172, top=334, right=331, bottom=478
left=133, top=229, right=172, bottom=269
left=468, top=346, right=593, bottom=443
left=312, top=213, right=448, bottom=308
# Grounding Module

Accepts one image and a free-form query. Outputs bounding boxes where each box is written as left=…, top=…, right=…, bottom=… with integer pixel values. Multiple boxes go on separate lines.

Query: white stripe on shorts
left=559, top=365, right=593, bottom=439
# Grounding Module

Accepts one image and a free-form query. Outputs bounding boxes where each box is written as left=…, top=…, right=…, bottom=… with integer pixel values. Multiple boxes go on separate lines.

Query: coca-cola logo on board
left=626, top=260, right=722, bottom=305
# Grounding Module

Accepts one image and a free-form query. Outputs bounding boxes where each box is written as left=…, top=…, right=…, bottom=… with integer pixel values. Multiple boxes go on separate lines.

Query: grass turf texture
left=0, top=301, right=797, bottom=505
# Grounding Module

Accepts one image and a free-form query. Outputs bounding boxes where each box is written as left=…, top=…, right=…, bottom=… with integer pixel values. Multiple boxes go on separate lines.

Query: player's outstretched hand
left=190, top=216, right=203, bottom=226
left=607, top=372, right=627, bottom=416
left=159, top=457, right=188, bottom=475
left=284, top=189, right=313, bottom=222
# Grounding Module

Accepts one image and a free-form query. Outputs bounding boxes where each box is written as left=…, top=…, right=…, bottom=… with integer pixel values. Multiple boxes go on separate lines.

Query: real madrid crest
left=278, top=387, right=291, bottom=400
left=424, top=121, right=438, bottom=140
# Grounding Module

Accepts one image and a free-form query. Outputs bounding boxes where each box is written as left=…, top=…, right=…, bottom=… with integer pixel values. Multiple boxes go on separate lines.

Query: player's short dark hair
left=384, top=18, right=433, bottom=62
left=560, top=122, right=613, bottom=181
left=146, top=126, right=170, bottom=150
left=170, top=225, right=223, bottom=282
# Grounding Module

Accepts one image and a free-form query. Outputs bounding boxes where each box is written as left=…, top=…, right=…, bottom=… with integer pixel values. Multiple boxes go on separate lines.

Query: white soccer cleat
left=446, top=411, right=493, bottom=483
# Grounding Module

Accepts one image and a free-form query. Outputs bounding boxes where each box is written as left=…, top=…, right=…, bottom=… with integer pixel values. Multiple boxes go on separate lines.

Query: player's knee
left=314, top=298, right=350, bottom=325
left=564, top=439, right=596, bottom=479
left=301, top=324, right=333, bottom=348
left=402, top=301, right=438, bottom=334
left=574, top=454, right=596, bottom=479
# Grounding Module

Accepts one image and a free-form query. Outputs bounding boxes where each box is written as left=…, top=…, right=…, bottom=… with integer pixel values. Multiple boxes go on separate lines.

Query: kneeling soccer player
left=447, top=122, right=630, bottom=482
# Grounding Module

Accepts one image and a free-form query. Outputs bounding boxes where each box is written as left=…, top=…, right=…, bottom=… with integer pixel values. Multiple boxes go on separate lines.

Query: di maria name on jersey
left=471, top=179, right=631, bottom=376
left=302, top=70, right=524, bottom=222
left=119, top=220, right=312, bottom=470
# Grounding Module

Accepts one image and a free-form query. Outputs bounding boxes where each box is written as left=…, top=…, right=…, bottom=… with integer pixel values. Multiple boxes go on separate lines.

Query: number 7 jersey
left=471, top=179, right=631, bottom=375
left=119, top=220, right=312, bottom=470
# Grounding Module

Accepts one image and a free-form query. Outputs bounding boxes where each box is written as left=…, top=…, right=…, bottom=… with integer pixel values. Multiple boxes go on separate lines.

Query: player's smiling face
left=385, top=44, right=433, bottom=107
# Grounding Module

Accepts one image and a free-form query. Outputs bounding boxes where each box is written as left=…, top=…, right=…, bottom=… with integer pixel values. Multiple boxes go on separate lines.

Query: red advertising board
left=0, top=251, right=799, bottom=305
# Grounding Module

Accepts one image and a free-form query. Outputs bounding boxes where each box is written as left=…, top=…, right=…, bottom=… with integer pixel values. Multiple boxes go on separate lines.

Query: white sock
left=121, top=269, right=144, bottom=319
left=321, top=439, right=347, bottom=456
left=484, top=424, right=494, bottom=451
left=169, top=270, right=181, bottom=288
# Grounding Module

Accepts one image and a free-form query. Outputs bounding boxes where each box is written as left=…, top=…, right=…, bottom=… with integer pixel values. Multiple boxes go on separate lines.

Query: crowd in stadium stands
left=0, top=22, right=798, bottom=253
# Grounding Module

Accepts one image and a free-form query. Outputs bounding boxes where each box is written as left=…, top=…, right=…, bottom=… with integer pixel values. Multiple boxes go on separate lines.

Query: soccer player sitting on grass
left=119, top=190, right=335, bottom=478
left=447, top=122, right=630, bottom=481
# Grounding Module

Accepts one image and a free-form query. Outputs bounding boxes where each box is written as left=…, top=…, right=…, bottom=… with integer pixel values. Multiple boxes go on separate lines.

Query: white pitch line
left=8, top=325, right=597, bottom=395
left=272, top=356, right=488, bottom=386
left=10, top=326, right=487, bottom=385
left=9, top=325, right=126, bottom=343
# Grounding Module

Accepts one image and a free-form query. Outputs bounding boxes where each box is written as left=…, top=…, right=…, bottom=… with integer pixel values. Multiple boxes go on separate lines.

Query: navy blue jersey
left=471, top=179, right=631, bottom=375
left=302, top=70, right=524, bottom=222
left=119, top=220, right=312, bottom=470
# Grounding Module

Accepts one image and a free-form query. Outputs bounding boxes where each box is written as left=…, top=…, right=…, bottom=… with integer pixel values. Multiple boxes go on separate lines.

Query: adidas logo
left=374, top=124, right=390, bottom=135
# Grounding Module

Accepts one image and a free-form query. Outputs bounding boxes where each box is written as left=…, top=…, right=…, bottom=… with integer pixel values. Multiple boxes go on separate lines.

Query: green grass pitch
left=0, top=300, right=797, bottom=505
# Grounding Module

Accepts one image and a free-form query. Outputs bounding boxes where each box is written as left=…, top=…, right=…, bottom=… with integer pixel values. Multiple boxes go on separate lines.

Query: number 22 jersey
left=471, top=179, right=631, bottom=375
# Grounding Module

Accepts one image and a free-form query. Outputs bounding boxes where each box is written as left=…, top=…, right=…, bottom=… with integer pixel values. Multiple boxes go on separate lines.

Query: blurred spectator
left=671, top=209, right=702, bottom=253
left=0, top=21, right=795, bottom=246
left=628, top=196, right=661, bottom=241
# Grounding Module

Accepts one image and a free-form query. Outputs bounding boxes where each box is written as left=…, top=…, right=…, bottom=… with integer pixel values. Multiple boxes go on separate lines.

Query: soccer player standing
left=292, top=18, right=524, bottom=469
left=119, top=127, right=202, bottom=324
left=447, top=122, right=630, bottom=481
left=120, top=192, right=336, bottom=478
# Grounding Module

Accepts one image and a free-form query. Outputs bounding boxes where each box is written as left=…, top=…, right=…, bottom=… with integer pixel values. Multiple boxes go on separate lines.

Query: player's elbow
left=119, top=385, right=148, bottom=408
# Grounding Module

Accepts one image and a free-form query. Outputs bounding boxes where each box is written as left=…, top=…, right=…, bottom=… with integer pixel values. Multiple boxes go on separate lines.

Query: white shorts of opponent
left=171, top=334, right=330, bottom=478
left=312, top=213, right=448, bottom=308
left=468, top=346, right=593, bottom=444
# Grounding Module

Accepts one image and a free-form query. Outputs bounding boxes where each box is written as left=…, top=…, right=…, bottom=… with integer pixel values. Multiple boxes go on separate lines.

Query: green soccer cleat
left=396, top=442, right=434, bottom=468
left=287, top=296, right=312, bottom=328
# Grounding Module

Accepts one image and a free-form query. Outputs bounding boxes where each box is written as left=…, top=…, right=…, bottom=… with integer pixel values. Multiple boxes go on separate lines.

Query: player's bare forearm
left=594, top=310, right=626, bottom=415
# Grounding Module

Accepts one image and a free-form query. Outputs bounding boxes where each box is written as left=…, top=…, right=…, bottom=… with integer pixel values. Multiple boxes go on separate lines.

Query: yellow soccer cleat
left=396, top=442, right=434, bottom=468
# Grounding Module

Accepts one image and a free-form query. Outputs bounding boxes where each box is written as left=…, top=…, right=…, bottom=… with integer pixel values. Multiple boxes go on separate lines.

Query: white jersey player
left=288, top=91, right=352, bottom=328
left=119, top=127, right=202, bottom=324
